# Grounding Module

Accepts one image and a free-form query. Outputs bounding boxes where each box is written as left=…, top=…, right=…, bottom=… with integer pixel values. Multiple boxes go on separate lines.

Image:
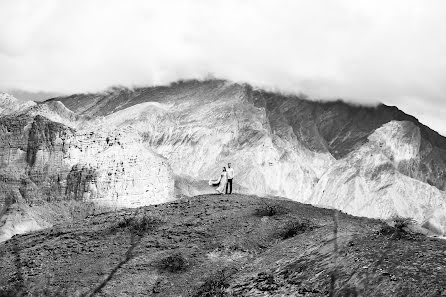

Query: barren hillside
left=0, top=194, right=445, bottom=296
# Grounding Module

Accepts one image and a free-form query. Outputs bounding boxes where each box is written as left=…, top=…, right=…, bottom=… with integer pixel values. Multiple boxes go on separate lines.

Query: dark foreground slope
left=1, top=194, right=445, bottom=297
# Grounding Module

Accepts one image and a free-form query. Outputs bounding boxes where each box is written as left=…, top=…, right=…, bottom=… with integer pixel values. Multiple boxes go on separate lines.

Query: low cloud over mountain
left=0, top=0, right=445, bottom=135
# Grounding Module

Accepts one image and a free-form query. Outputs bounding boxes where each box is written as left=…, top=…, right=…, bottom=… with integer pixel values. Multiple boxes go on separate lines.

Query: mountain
left=3, top=90, right=63, bottom=102
left=0, top=79, right=445, bottom=242
left=0, top=93, right=36, bottom=115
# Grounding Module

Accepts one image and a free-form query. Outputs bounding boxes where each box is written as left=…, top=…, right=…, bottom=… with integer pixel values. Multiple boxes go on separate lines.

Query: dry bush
left=158, top=253, right=188, bottom=273
left=392, top=216, right=415, bottom=231
left=280, top=220, right=314, bottom=240
left=109, top=214, right=162, bottom=235
left=378, top=222, right=395, bottom=236
left=255, top=205, right=277, bottom=217
left=192, top=268, right=237, bottom=297
left=377, top=216, right=417, bottom=240
left=254, top=200, right=280, bottom=217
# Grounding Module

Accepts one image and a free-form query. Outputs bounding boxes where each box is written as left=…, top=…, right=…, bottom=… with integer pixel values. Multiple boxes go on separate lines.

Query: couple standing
left=213, top=163, right=234, bottom=195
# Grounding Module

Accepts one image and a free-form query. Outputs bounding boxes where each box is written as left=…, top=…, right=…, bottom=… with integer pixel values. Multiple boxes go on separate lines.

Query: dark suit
left=226, top=178, right=233, bottom=194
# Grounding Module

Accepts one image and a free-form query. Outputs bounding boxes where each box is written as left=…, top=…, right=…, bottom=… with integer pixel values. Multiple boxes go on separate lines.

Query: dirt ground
left=0, top=194, right=445, bottom=296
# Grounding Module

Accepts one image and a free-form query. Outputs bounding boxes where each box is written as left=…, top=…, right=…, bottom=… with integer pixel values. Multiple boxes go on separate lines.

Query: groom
left=226, top=163, right=234, bottom=194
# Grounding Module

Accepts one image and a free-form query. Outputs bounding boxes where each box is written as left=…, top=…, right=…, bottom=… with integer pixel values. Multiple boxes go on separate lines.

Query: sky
left=0, top=0, right=445, bottom=135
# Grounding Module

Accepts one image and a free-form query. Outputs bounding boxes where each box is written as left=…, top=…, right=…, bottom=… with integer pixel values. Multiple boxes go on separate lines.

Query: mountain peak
left=0, top=92, right=36, bottom=116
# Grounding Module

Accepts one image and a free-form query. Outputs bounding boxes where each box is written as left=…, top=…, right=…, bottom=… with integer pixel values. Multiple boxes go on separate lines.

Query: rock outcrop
left=0, top=95, right=175, bottom=241
left=308, top=121, right=446, bottom=232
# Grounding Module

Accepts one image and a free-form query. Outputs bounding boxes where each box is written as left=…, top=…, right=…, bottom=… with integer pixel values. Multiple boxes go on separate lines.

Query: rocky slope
left=0, top=93, right=36, bottom=116
left=51, top=80, right=446, bottom=229
left=0, top=79, right=446, bottom=241
left=0, top=93, right=174, bottom=242
left=0, top=195, right=445, bottom=296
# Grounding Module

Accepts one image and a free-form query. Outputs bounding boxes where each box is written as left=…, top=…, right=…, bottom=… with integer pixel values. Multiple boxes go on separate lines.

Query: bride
left=209, top=167, right=228, bottom=194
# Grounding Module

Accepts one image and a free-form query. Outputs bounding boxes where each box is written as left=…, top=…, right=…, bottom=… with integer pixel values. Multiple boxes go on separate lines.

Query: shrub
left=392, top=216, right=415, bottom=231
left=377, top=216, right=417, bottom=240
left=280, top=220, right=314, bottom=239
left=158, top=253, right=188, bottom=273
left=110, top=214, right=161, bottom=235
left=192, top=268, right=236, bottom=297
left=255, top=204, right=277, bottom=217
left=377, top=223, right=395, bottom=236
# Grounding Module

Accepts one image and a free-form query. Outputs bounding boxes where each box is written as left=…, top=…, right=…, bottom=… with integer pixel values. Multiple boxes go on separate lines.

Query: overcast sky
left=0, top=0, right=445, bottom=135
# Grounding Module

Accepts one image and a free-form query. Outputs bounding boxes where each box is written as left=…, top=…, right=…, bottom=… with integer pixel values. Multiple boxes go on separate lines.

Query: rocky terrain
left=0, top=79, right=446, bottom=241
left=0, top=194, right=445, bottom=296
left=0, top=93, right=174, bottom=242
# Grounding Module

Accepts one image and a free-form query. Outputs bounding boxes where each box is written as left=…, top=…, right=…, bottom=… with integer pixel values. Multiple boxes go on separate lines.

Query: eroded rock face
left=63, top=140, right=174, bottom=209
left=0, top=99, right=174, bottom=241
left=308, top=121, right=446, bottom=225
left=99, top=86, right=332, bottom=200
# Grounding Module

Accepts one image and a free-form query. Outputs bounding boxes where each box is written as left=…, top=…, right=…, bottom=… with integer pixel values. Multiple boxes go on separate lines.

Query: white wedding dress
left=215, top=172, right=228, bottom=194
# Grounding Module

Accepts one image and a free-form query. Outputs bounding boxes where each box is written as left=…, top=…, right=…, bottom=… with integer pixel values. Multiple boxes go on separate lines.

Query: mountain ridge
left=45, top=79, right=446, bottom=191
left=0, top=79, right=445, bottom=242
left=44, top=79, right=446, bottom=143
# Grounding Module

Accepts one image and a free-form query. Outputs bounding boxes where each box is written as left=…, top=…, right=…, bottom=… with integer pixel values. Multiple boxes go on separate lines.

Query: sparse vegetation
left=158, top=253, right=188, bottom=273
left=109, top=213, right=162, bottom=235
left=1, top=195, right=444, bottom=297
left=279, top=220, right=314, bottom=239
left=254, top=201, right=278, bottom=217
left=377, top=216, right=417, bottom=240
left=192, top=268, right=236, bottom=297
left=378, top=222, right=395, bottom=236
left=392, top=216, right=415, bottom=231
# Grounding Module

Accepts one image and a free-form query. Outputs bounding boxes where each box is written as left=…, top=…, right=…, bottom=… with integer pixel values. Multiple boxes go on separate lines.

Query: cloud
left=0, top=0, right=445, bottom=135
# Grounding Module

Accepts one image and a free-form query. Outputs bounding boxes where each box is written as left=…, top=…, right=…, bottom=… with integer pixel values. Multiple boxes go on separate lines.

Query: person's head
left=222, top=167, right=226, bottom=172
left=228, top=163, right=231, bottom=168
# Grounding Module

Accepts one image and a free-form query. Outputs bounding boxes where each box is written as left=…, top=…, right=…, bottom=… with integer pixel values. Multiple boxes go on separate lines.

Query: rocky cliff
left=1, top=80, right=445, bottom=240
left=0, top=93, right=175, bottom=241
